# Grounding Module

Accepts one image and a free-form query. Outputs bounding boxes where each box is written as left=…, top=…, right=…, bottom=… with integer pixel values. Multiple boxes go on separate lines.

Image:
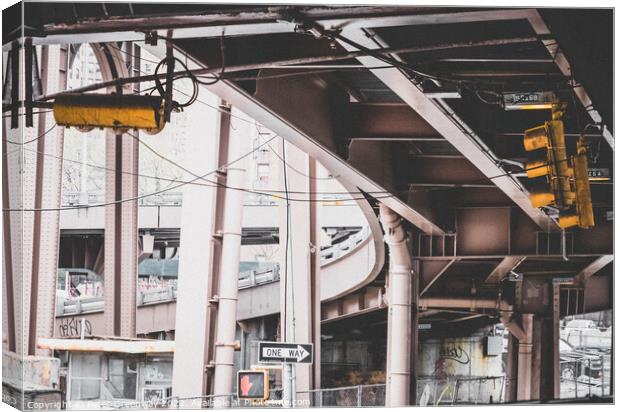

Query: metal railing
left=138, top=286, right=178, bottom=305
left=320, top=226, right=368, bottom=264
left=56, top=264, right=280, bottom=316
left=238, top=264, right=280, bottom=289
left=56, top=222, right=370, bottom=316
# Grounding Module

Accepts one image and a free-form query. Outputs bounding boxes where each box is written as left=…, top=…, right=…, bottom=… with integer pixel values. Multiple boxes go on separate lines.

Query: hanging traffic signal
left=53, top=93, right=165, bottom=134
left=558, top=138, right=595, bottom=229
left=523, top=105, right=575, bottom=210
left=237, top=370, right=269, bottom=401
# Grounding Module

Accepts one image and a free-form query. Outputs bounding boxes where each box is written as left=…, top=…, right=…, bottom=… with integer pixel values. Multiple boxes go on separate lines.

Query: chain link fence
left=296, top=377, right=505, bottom=407
left=297, top=384, right=385, bottom=407
left=560, top=354, right=610, bottom=399
left=113, top=372, right=620, bottom=409
left=416, top=376, right=505, bottom=406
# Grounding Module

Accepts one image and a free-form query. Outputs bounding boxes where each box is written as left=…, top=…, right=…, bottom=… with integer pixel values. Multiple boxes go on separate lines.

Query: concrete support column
left=309, top=159, right=322, bottom=392
left=212, top=107, right=251, bottom=406
left=171, top=94, right=225, bottom=403
left=538, top=282, right=561, bottom=401
left=504, top=334, right=519, bottom=402
left=409, top=258, right=419, bottom=404
left=516, top=313, right=534, bottom=401
left=278, top=140, right=317, bottom=405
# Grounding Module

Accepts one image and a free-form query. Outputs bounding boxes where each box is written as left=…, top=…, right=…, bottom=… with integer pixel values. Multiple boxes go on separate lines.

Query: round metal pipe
left=212, top=107, right=251, bottom=407
left=419, top=297, right=511, bottom=311
left=379, top=204, right=412, bottom=407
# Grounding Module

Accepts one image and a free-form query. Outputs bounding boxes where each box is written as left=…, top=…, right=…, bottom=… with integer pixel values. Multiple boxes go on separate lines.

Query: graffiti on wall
left=439, top=344, right=470, bottom=365
left=57, top=317, right=92, bottom=337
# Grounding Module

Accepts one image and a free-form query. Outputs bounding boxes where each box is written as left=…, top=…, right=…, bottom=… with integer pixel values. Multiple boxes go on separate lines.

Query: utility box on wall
left=484, top=336, right=503, bottom=356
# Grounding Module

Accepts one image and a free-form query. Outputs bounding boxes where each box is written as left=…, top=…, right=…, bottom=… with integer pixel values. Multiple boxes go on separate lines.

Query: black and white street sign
left=258, top=342, right=313, bottom=364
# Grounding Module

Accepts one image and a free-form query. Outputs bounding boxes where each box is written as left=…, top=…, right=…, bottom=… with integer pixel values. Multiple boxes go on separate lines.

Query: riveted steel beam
left=574, top=254, right=613, bottom=286
left=142, top=42, right=445, bottom=235
left=485, top=256, right=526, bottom=284
left=338, top=28, right=560, bottom=231
left=526, top=10, right=614, bottom=150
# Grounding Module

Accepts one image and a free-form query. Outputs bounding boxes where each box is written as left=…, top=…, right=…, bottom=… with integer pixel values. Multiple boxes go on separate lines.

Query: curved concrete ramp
left=55, top=206, right=383, bottom=335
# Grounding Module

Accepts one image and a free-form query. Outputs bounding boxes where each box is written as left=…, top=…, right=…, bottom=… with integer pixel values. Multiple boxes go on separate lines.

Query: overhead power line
left=3, top=133, right=279, bottom=212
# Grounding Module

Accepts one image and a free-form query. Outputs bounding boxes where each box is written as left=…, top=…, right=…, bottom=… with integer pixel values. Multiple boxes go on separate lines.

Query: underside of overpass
left=2, top=2, right=614, bottom=408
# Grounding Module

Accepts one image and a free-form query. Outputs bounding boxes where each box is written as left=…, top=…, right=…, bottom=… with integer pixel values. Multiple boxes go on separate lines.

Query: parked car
left=559, top=339, right=603, bottom=380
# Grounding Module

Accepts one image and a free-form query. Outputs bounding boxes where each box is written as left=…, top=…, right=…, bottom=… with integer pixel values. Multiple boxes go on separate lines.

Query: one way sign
left=258, top=341, right=313, bottom=364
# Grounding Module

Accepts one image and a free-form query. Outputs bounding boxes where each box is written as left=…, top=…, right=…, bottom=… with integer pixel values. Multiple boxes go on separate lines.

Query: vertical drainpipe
left=212, top=107, right=249, bottom=406
left=379, top=204, right=412, bottom=406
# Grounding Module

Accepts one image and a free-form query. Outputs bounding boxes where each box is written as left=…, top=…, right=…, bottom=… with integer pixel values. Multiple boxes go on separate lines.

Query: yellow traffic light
left=523, top=115, right=574, bottom=210
left=558, top=139, right=595, bottom=229
left=53, top=93, right=165, bottom=134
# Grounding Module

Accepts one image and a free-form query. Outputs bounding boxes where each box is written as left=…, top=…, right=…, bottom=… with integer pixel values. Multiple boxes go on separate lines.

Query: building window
left=70, top=354, right=101, bottom=401
left=256, top=163, right=270, bottom=188
left=104, top=357, right=138, bottom=400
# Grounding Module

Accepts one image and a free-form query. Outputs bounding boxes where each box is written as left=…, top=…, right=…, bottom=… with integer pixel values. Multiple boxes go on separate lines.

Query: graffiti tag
left=58, top=317, right=92, bottom=338
left=439, top=345, right=470, bottom=364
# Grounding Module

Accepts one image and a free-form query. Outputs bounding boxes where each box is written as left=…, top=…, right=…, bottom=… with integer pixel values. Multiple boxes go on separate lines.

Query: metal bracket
left=144, top=31, right=158, bottom=46
left=215, top=340, right=241, bottom=350
left=163, top=42, right=175, bottom=123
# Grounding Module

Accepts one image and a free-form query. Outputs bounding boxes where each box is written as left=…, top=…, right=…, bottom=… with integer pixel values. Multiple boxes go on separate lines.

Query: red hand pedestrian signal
left=237, top=370, right=268, bottom=400
left=240, top=375, right=253, bottom=397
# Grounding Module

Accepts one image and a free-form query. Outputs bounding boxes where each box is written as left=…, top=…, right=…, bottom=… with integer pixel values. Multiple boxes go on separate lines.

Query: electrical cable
left=24, top=138, right=577, bottom=198
left=3, top=124, right=57, bottom=145
left=281, top=136, right=290, bottom=341
left=2, top=109, right=53, bottom=118
left=264, top=140, right=336, bottom=181
left=191, top=35, right=226, bottom=86
left=127, top=131, right=387, bottom=198
left=329, top=30, right=573, bottom=109
left=20, top=143, right=393, bottom=202
left=3, top=132, right=279, bottom=212
left=123, top=47, right=255, bottom=127
left=333, top=31, right=456, bottom=84
left=14, top=125, right=582, bottom=202
left=2, top=147, right=22, bottom=158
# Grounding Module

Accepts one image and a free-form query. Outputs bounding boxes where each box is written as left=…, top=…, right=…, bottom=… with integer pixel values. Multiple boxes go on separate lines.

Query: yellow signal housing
left=523, top=124, right=550, bottom=152
left=53, top=93, right=165, bottom=134
left=530, top=191, right=556, bottom=208
left=559, top=139, right=595, bottom=229
left=523, top=119, right=574, bottom=209
left=559, top=214, right=580, bottom=228
left=547, top=120, right=574, bottom=208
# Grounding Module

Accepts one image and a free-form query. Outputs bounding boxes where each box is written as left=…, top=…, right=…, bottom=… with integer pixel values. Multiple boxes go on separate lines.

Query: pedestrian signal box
left=237, top=370, right=269, bottom=400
